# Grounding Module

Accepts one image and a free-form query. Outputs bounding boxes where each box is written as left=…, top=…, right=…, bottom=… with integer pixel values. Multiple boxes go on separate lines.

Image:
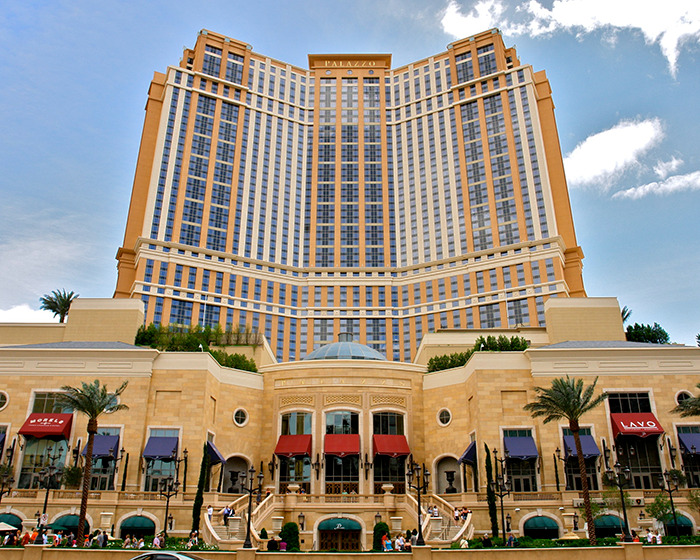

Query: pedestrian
left=631, top=530, right=639, bottom=542
left=123, top=534, right=132, bottom=548
left=222, top=505, right=231, bottom=526
left=152, top=533, right=161, bottom=549
left=507, top=532, right=515, bottom=547
left=207, top=505, right=213, bottom=522
left=655, top=530, right=662, bottom=544
left=102, top=530, right=109, bottom=547
left=645, top=529, right=654, bottom=543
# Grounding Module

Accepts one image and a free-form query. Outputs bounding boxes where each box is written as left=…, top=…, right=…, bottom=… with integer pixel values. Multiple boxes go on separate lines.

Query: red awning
left=611, top=413, right=664, bottom=438
left=274, top=434, right=312, bottom=457
left=324, top=434, right=360, bottom=457
left=373, top=434, right=411, bottom=458
left=19, top=413, right=73, bottom=440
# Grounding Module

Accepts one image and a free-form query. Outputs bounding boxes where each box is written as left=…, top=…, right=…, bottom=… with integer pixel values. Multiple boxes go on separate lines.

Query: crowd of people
left=380, top=528, right=419, bottom=551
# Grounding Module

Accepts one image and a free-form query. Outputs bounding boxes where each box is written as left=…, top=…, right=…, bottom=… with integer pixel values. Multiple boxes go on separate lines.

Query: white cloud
left=0, top=305, right=56, bottom=323
left=440, top=0, right=700, bottom=76
left=612, top=170, right=700, bottom=199
left=563, top=118, right=663, bottom=190
left=654, top=156, right=683, bottom=179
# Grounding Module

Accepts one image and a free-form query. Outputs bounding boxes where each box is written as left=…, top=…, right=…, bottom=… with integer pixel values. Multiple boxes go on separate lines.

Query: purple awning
left=82, top=434, right=120, bottom=459
left=563, top=435, right=600, bottom=459
left=459, top=441, right=477, bottom=465
left=207, top=441, right=226, bottom=465
left=503, top=436, right=539, bottom=460
left=142, top=436, right=178, bottom=460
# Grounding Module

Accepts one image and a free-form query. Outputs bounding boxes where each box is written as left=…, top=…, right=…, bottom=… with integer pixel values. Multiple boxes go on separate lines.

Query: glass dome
left=302, top=333, right=386, bottom=361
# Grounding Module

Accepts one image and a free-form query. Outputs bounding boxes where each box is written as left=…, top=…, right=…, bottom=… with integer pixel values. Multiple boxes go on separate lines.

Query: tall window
left=608, top=392, right=660, bottom=489
left=32, top=392, right=72, bottom=413
left=325, top=411, right=359, bottom=493
left=279, top=412, right=312, bottom=493
left=326, top=411, right=358, bottom=434
left=373, top=412, right=404, bottom=435
left=373, top=412, right=406, bottom=493
left=144, top=428, right=179, bottom=492
left=562, top=428, right=599, bottom=491
left=281, top=412, right=312, bottom=435
left=503, top=429, right=537, bottom=492
left=90, top=427, right=121, bottom=491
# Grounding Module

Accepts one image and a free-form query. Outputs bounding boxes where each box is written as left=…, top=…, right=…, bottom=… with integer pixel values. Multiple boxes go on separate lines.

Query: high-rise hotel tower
left=115, top=28, right=585, bottom=362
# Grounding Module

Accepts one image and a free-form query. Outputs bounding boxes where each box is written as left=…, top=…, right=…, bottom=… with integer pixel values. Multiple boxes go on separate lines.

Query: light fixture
left=297, top=512, right=305, bottom=531
left=311, top=454, right=323, bottom=479
left=375, top=512, right=382, bottom=526
left=573, top=512, right=579, bottom=531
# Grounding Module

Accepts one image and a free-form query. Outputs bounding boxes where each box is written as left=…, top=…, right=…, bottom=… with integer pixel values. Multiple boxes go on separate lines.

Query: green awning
left=667, top=515, right=693, bottom=527
left=524, top=516, right=558, bottom=529
left=594, top=515, right=624, bottom=529
left=318, top=518, right=362, bottom=531
left=49, top=514, right=89, bottom=533
left=0, top=513, right=22, bottom=529
left=121, top=516, right=156, bottom=530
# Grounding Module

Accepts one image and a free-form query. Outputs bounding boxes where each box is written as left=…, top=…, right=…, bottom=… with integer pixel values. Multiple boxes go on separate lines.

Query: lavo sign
left=611, top=413, right=664, bottom=438
left=621, top=420, right=659, bottom=431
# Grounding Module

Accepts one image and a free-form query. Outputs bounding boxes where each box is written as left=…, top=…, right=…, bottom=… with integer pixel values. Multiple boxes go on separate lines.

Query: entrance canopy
left=207, top=441, right=226, bottom=465
left=318, top=518, right=362, bottom=531
left=503, top=436, right=539, bottom=460
left=82, top=434, right=120, bottom=459
left=563, top=435, right=600, bottom=459
left=459, top=441, right=477, bottom=465
left=595, top=515, right=624, bottom=529
left=678, top=432, right=700, bottom=454
left=610, top=413, right=664, bottom=438
left=324, top=434, right=360, bottom=457
left=121, top=516, right=156, bottom=530
left=274, top=434, right=312, bottom=457
left=372, top=434, right=410, bottom=457
left=19, top=413, right=73, bottom=440
left=142, top=436, right=178, bottom=460
left=524, top=516, right=558, bottom=530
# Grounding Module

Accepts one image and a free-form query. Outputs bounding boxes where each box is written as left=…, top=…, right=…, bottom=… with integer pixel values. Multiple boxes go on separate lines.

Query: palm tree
left=524, top=376, right=608, bottom=545
left=55, top=380, right=128, bottom=547
left=621, top=306, right=632, bottom=325
left=672, top=383, right=700, bottom=417
left=39, top=289, right=78, bottom=322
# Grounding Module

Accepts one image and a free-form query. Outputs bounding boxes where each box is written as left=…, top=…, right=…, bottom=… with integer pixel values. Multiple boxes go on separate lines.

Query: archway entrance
left=318, top=518, right=362, bottom=551
left=223, top=456, right=248, bottom=493
left=523, top=516, right=559, bottom=539
left=436, top=457, right=460, bottom=493
left=120, top=515, right=156, bottom=539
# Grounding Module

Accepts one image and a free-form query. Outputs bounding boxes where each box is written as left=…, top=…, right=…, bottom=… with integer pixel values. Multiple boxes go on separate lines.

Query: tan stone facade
left=0, top=298, right=699, bottom=550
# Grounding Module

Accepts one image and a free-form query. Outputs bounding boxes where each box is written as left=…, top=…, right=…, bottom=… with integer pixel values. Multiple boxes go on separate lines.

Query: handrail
left=450, top=511, right=473, bottom=543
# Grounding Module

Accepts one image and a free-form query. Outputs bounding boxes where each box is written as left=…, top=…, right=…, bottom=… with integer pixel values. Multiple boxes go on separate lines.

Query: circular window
left=369, top=70, right=374, bottom=75
left=677, top=392, right=693, bottom=405
left=0, top=392, right=7, bottom=411
left=438, top=409, right=452, bottom=426
left=347, top=70, right=353, bottom=75
left=233, top=408, right=248, bottom=427
left=325, top=70, right=331, bottom=75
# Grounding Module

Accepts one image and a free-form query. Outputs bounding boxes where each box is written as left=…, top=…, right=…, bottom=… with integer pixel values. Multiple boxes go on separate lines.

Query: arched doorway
left=49, top=515, right=90, bottom=536
left=594, top=515, right=625, bottom=538
left=436, top=457, right=460, bottom=494
left=120, top=515, right=156, bottom=539
left=0, top=513, right=23, bottom=530
left=665, top=514, right=694, bottom=537
left=223, top=456, right=248, bottom=493
left=523, top=516, right=559, bottom=539
left=317, top=518, right=362, bottom=551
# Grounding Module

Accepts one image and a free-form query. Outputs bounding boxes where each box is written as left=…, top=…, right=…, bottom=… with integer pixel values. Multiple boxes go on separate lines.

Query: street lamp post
left=605, top=462, right=632, bottom=542
left=35, top=446, right=64, bottom=543
left=490, top=449, right=511, bottom=544
left=555, top=447, right=569, bottom=491
left=172, top=448, right=188, bottom=491
left=239, top=465, right=265, bottom=548
left=658, top=470, right=680, bottom=537
left=405, top=460, right=430, bottom=546
left=159, top=475, right=180, bottom=538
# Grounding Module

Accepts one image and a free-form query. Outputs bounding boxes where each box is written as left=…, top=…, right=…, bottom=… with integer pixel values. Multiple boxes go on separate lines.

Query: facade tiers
left=115, top=27, right=585, bottom=364
left=0, top=299, right=699, bottom=550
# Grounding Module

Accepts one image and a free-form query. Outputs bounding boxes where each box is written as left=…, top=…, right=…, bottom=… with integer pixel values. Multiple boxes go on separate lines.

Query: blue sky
left=0, top=0, right=698, bottom=345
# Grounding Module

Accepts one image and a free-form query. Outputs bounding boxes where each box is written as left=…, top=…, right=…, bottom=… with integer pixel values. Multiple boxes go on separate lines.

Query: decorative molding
left=324, top=394, right=362, bottom=406
left=371, top=395, right=406, bottom=408
left=279, top=395, right=314, bottom=408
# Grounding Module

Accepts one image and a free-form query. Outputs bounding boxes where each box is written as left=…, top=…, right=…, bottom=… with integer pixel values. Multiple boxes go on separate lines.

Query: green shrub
left=259, top=528, right=268, bottom=540
left=279, top=522, right=300, bottom=551
left=372, top=522, right=390, bottom=551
